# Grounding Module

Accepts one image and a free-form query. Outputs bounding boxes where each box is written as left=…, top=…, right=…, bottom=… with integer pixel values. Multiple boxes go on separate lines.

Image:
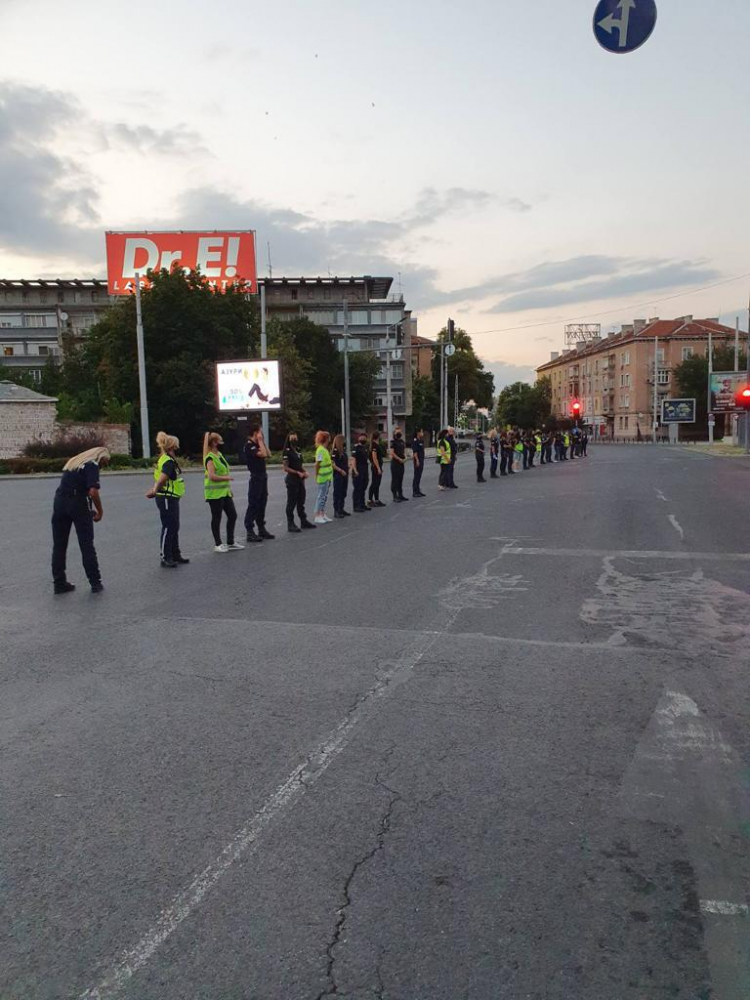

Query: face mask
left=395, top=433, right=402, bottom=439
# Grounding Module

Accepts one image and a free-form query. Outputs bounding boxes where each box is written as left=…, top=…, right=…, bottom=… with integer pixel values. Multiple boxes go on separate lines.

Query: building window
left=622, top=395, right=630, bottom=408
left=618, top=416, right=623, bottom=429
left=681, top=347, right=693, bottom=361
left=3, top=346, right=14, bottom=356
left=291, top=289, right=298, bottom=300
left=38, top=345, right=49, bottom=356
left=57, top=291, right=65, bottom=303
left=23, top=314, right=53, bottom=328
left=657, top=348, right=665, bottom=364
left=0, top=321, right=12, bottom=328
left=323, top=288, right=331, bottom=300
left=624, top=416, right=629, bottom=430
left=349, top=310, right=369, bottom=325
left=657, top=369, right=669, bottom=385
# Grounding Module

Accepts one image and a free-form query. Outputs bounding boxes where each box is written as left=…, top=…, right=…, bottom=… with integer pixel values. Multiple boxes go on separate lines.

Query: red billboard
left=104, top=231, right=257, bottom=295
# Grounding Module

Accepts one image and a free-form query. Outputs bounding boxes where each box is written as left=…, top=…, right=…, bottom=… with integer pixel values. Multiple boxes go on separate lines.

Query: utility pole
left=386, top=340, right=393, bottom=446
left=454, top=375, right=459, bottom=427
left=134, top=272, right=151, bottom=459
left=343, top=300, right=351, bottom=454
left=652, top=335, right=658, bottom=445
left=260, top=283, right=269, bottom=443
left=440, top=324, right=446, bottom=429
left=708, top=329, right=714, bottom=446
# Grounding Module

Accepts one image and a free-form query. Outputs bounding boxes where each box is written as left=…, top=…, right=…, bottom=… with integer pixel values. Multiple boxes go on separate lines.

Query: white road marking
left=78, top=547, right=508, bottom=1000
left=668, top=514, right=685, bottom=540
left=655, top=489, right=669, bottom=502
left=489, top=545, right=750, bottom=562
left=701, top=900, right=749, bottom=917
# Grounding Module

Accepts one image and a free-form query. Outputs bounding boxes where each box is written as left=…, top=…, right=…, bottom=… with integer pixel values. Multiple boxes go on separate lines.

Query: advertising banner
left=710, top=372, right=745, bottom=412
left=105, top=231, right=257, bottom=295
left=661, top=399, right=696, bottom=424
left=216, top=360, right=282, bottom=412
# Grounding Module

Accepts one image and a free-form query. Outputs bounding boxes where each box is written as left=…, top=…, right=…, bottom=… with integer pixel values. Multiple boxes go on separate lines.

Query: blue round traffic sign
left=593, top=0, right=657, bottom=54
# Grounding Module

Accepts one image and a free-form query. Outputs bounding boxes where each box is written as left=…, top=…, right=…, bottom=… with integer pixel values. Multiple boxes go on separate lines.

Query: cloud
left=103, top=121, right=205, bottom=156
left=486, top=259, right=720, bottom=313
left=484, top=361, right=537, bottom=391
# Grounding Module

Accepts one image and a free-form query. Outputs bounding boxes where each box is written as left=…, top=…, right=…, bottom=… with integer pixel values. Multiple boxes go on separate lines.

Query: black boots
left=259, top=527, right=276, bottom=540
left=54, top=581, right=75, bottom=595
left=288, top=522, right=302, bottom=533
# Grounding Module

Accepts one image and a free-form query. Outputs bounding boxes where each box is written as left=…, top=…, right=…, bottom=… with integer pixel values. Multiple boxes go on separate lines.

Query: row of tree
left=9, top=270, right=496, bottom=454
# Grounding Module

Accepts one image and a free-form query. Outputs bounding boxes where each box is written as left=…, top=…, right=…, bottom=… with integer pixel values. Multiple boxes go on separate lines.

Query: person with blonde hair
left=51, top=446, right=110, bottom=594
left=146, top=431, right=188, bottom=568
left=203, top=431, right=243, bottom=553
left=313, top=430, right=333, bottom=524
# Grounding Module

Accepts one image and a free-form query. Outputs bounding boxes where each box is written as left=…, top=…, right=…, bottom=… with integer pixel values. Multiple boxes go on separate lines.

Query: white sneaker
left=314, top=516, right=327, bottom=525
left=214, top=543, right=229, bottom=553
left=322, top=516, right=333, bottom=523
left=227, top=543, right=245, bottom=551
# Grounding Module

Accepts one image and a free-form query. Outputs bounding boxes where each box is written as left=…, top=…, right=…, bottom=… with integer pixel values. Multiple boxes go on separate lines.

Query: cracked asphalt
left=2, top=446, right=750, bottom=999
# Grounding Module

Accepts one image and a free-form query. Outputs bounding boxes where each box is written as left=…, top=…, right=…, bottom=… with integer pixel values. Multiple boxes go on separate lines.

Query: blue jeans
left=315, top=480, right=331, bottom=513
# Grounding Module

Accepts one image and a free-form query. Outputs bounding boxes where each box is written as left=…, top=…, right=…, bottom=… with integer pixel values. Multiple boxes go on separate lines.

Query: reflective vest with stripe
left=204, top=451, right=232, bottom=499
left=154, top=453, right=185, bottom=498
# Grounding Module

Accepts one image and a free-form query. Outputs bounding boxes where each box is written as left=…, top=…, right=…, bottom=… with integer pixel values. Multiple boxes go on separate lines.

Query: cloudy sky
left=1, top=0, right=749, bottom=387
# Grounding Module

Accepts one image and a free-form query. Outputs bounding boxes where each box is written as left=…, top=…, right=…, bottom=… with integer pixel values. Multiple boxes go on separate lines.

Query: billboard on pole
left=661, top=398, right=696, bottom=424
left=105, top=231, right=257, bottom=295
left=216, top=360, right=282, bottom=412
left=710, top=372, right=745, bottom=412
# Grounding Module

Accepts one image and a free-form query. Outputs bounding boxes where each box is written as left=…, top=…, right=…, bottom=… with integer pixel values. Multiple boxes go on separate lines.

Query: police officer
left=447, top=426, right=458, bottom=488
left=51, top=446, right=110, bottom=594
left=411, top=428, right=426, bottom=497
left=282, top=432, right=315, bottom=532
left=390, top=427, right=408, bottom=502
left=475, top=432, right=486, bottom=482
left=368, top=431, right=386, bottom=507
left=145, top=431, right=189, bottom=568
left=489, top=429, right=499, bottom=478
left=244, top=423, right=274, bottom=542
left=351, top=431, right=371, bottom=512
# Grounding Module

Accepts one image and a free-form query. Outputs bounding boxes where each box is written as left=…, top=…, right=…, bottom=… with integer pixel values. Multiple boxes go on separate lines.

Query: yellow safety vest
left=204, top=451, right=232, bottom=500
left=154, top=453, right=185, bottom=498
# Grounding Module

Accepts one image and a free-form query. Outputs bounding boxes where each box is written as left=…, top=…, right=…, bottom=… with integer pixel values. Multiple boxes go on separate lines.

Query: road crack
left=315, top=782, right=401, bottom=999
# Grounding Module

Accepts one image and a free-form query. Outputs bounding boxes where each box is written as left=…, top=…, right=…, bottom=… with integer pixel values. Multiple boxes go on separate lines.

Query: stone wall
left=57, top=422, right=131, bottom=455
left=0, top=402, right=57, bottom=458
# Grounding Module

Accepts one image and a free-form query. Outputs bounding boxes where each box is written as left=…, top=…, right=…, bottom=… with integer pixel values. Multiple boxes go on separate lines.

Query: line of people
left=49, top=423, right=588, bottom=593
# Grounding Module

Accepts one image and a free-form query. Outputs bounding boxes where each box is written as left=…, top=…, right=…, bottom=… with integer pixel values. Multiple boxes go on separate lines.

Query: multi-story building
left=0, top=279, right=113, bottom=383
left=411, top=335, right=437, bottom=380
left=0, top=274, right=417, bottom=431
left=536, top=316, right=738, bottom=438
left=262, top=276, right=415, bottom=431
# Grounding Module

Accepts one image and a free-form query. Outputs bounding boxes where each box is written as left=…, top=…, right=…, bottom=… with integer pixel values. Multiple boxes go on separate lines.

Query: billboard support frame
left=134, top=272, right=151, bottom=459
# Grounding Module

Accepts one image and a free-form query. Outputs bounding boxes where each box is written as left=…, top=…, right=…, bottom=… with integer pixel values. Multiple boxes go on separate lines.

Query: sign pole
left=134, top=271, right=151, bottom=459
left=652, top=335, right=658, bottom=444
left=260, top=283, right=269, bottom=442
left=343, top=301, right=351, bottom=454
left=708, top=330, right=714, bottom=445
left=386, top=339, right=393, bottom=446
left=439, top=327, right=445, bottom=429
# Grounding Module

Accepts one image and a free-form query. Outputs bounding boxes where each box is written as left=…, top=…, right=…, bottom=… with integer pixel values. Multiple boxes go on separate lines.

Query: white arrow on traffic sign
left=597, top=0, right=636, bottom=48
left=445, top=343, right=456, bottom=357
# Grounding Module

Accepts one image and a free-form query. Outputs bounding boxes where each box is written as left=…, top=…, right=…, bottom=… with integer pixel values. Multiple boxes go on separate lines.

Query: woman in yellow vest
left=146, top=431, right=189, bottom=568
left=437, top=429, right=451, bottom=491
left=203, top=431, right=243, bottom=553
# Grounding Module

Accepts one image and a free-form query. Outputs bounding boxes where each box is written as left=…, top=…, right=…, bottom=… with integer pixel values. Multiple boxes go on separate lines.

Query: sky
left=1, top=0, right=749, bottom=389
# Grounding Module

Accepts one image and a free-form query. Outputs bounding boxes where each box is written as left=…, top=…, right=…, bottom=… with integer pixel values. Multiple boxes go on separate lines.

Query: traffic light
left=447, top=319, right=455, bottom=341
left=572, top=400, right=582, bottom=416
left=736, top=386, right=750, bottom=410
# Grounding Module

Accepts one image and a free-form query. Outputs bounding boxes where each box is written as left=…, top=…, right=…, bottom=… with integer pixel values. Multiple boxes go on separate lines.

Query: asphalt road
left=2, top=446, right=750, bottom=1000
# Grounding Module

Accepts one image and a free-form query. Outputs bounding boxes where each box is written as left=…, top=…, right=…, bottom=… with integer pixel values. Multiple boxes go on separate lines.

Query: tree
left=430, top=327, right=494, bottom=421
left=347, top=351, right=380, bottom=429
left=494, top=379, right=551, bottom=429
left=410, top=373, right=440, bottom=435
left=58, top=269, right=259, bottom=453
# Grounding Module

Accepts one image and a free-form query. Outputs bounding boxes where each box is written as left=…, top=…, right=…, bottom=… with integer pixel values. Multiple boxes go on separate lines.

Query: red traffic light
left=572, top=401, right=581, bottom=413
left=736, top=386, right=750, bottom=410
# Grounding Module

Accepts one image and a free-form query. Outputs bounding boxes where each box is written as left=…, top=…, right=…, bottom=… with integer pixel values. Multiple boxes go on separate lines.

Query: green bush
left=22, top=430, right=105, bottom=459
left=0, top=455, right=153, bottom=475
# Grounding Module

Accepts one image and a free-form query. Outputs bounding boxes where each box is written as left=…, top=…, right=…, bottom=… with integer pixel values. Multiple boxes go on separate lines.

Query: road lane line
left=78, top=546, right=507, bottom=1000
left=668, top=514, right=685, bottom=540
left=701, top=900, right=749, bottom=917
left=655, top=489, right=669, bottom=502
left=488, top=545, right=750, bottom=561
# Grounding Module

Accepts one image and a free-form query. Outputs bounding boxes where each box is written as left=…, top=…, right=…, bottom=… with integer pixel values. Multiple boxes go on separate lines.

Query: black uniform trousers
left=51, top=495, right=101, bottom=586
left=353, top=467, right=369, bottom=509
left=244, top=474, right=268, bottom=532
left=490, top=452, right=498, bottom=477
left=412, top=461, right=423, bottom=495
left=499, top=449, right=508, bottom=475
left=476, top=454, right=485, bottom=481
left=156, top=495, right=181, bottom=562
left=391, top=461, right=405, bottom=498
left=285, top=477, right=308, bottom=525
left=333, top=472, right=349, bottom=513
left=368, top=469, right=382, bottom=503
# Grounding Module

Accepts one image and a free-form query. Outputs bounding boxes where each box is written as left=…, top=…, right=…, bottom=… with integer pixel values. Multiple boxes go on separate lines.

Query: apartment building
left=536, top=316, right=737, bottom=438
left=263, top=276, right=415, bottom=431
left=0, top=279, right=114, bottom=383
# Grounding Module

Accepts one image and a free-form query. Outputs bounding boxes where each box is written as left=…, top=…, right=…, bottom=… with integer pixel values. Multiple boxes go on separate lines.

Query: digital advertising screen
left=216, top=360, right=282, bottom=412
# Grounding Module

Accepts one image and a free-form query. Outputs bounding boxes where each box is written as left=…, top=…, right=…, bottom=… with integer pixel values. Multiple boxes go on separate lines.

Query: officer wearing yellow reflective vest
left=146, top=431, right=189, bottom=568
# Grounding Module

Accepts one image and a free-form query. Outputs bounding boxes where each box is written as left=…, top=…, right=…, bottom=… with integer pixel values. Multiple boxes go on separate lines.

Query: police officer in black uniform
left=411, top=428, right=426, bottom=497
left=390, top=427, right=408, bottom=502
left=282, top=432, right=315, bottom=532
left=51, top=446, right=110, bottom=594
left=475, top=432, right=486, bottom=482
left=351, top=431, right=371, bottom=512
left=244, top=423, right=274, bottom=542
